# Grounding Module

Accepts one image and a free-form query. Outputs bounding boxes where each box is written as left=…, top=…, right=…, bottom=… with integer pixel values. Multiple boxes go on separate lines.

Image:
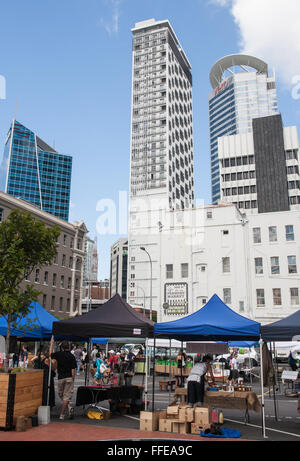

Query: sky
left=0, top=0, right=300, bottom=280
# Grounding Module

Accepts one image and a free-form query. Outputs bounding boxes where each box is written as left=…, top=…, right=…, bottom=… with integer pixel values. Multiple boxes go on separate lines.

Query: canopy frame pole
left=180, top=340, right=183, bottom=387
left=169, top=339, right=171, bottom=405
left=144, top=338, right=148, bottom=411
left=46, top=335, right=53, bottom=407
left=271, top=341, right=278, bottom=421
left=152, top=336, right=156, bottom=412
left=259, top=338, right=267, bottom=438
left=84, top=339, right=90, bottom=387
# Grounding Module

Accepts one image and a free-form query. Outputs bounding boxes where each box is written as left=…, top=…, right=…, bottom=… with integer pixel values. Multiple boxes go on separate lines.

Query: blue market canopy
left=154, top=294, right=261, bottom=341
left=0, top=301, right=59, bottom=340
left=261, top=309, right=300, bottom=341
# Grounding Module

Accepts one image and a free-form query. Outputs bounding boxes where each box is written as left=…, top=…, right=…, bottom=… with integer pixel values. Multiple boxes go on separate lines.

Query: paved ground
left=1, top=371, right=299, bottom=442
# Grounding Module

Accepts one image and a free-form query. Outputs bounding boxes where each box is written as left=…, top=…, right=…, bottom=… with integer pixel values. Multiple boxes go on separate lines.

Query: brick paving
left=0, top=422, right=238, bottom=441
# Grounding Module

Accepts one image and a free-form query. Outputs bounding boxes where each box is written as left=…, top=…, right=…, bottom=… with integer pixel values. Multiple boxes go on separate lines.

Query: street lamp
left=140, top=247, right=152, bottom=321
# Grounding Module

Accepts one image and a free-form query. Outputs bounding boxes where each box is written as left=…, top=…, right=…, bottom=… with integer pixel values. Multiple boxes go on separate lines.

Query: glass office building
left=0, top=120, right=72, bottom=221
left=209, top=54, right=279, bottom=204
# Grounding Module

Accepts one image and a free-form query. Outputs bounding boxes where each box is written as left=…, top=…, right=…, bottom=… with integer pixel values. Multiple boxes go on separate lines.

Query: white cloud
left=211, top=0, right=300, bottom=89
left=98, top=0, right=122, bottom=36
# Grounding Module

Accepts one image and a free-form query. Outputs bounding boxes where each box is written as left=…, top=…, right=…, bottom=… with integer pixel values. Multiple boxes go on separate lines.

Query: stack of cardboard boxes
left=140, top=404, right=212, bottom=435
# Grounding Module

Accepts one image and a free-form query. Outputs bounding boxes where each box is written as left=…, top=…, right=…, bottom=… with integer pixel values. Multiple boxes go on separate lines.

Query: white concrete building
left=209, top=54, right=279, bottom=204
left=130, top=18, right=194, bottom=211
left=83, top=235, right=98, bottom=285
left=110, top=238, right=128, bottom=300
left=127, top=203, right=300, bottom=325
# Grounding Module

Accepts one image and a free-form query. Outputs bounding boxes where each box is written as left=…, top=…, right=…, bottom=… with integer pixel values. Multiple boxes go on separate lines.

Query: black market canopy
left=261, top=309, right=300, bottom=341
left=154, top=294, right=261, bottom=341
left=52, top=294, right=154, bottom=339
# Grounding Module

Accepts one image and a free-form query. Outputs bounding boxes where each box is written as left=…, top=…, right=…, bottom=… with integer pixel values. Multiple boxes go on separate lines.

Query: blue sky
left=0, top=0, right=299, bottom=280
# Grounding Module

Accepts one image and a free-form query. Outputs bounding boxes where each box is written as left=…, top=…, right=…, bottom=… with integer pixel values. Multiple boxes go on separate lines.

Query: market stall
left=261, top=309, right=300, bottom=417
left=52, top=294, right=154, bottom=414
left=151, top=294, right=265, bottom=436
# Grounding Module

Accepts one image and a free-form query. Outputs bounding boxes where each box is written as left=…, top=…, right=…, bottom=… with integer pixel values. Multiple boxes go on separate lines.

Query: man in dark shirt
left=50, top=338, right=76, bottom=420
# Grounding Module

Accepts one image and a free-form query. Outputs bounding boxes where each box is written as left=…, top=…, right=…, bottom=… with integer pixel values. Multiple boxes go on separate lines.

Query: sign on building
left=164, top=283, right=188, bottom=315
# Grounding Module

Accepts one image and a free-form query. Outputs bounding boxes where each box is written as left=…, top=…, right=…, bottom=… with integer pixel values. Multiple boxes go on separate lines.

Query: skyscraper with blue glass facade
left=209, top=54, right=279, bottom=204
left=0, top=120, right=72, bottom=221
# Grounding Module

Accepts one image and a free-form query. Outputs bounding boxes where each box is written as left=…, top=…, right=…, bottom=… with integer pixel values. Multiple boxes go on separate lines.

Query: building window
left=253, top=227, right=261, bottom=244
left=166, top=264, right=173, bottom=279
left=63, top=234, right=67, bottom=246
left=61, top=254, right=66, bottom=267
left=239, top=301, right=245, bottom=313
left=207, top=211, right=212, bottom=219
left=42, top=294, right=47, bottom=307
left=288, top=255, right=297, bottom=274
left=223, top=288, right=231, bottom=304
left=51, top=296, right=55, bottom=311
left=77, top=238, right=82, bottom=250
left=222, top=257, right=230, bottom=273
left=67, top=277, right=71, bottom=289
left=66, top=298, right=70, bottom=312
left=52, top=273, right=57, bottom=287
left=130, top=274, right=135, bottom=279
left=69, top=256, right=73, bottom=269
left=273, top=288, right=282, bottom=306
left=290, top=288, right=299, bottom=306
left=75, top=278, right=79, bottom=290
left=43, top=271, right=48, bottom=285
left=0, top=208, right=3, bottom=222
left=53, top=254, right=58, bottom=265
left=181, top=263, right=188, bottom=278
left=270, top=256, right=280, bottom=274
left=256, top=289, right=265, bottom=306
left=70, top=237, right=74, bottom=248
left=285, top=225, right=294, bottom=241
left=76, top=258, right=81, bottom=271
left=201, top=266, right=206, bottom=272
left=269, top=226, right=277, bottom=242
left=60, top=275, right=65, bottom=288
left=254, top=258, right=263, bottom=275
left=35, top=269, right=40, bottom=283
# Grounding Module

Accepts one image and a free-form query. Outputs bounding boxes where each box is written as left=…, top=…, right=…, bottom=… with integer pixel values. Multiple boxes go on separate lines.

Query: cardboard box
left=166, top=405, right=180, bottom=419
left=140, top=411, right=166, bottom=432
left=194, top=407, right=211, bottom=426
left=178, top=405, right=194, bottom=423
left=190, top=422, right=211, bottom=435
left=172, top=421, right=191, bottom=434
left=158, top=418, right=174, bottom=432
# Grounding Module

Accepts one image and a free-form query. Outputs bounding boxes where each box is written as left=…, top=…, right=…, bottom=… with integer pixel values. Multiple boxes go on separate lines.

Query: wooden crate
left=0, top=370, right=44, bottom=429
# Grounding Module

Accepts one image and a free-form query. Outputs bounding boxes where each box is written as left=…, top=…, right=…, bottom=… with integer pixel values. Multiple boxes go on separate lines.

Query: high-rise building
left=209, top=54, right=279, bottom=204
left=83, top=236, right=99, bottom=285
left=0, top=120, right=72, bottom=221
left=218, top=114, right=300, bottom=213
left=128, top=18, right=195, bottom=312
left=110, top=238, right=128, bottom=300
left=130, top=19, right=194, bottom=211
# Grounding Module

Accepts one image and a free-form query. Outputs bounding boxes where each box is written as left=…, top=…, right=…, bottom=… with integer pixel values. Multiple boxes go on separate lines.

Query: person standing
left=73, top=345, right=83, bottom=376
left=176, top=348, right=187, bottom=387
left=230, top=352, right=239, bottom=384
left=91, top=345, right=98, bottom=367
left=288, top=351, right=297, bottom=371
left=187, top=355, right=215, bottom=408
left=20, top=346, right=29, bottom=368
left=50, top=339, right=76, bottom=420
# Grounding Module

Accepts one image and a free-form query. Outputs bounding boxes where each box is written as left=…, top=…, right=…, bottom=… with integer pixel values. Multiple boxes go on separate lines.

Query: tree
left=0, top=209, right=60, bottom=370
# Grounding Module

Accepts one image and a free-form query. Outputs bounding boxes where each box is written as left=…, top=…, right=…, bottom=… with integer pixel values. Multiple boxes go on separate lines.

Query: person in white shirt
left=187, top=355, right=215, bottom=407
left=230, top=353, right=239, bottom=384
